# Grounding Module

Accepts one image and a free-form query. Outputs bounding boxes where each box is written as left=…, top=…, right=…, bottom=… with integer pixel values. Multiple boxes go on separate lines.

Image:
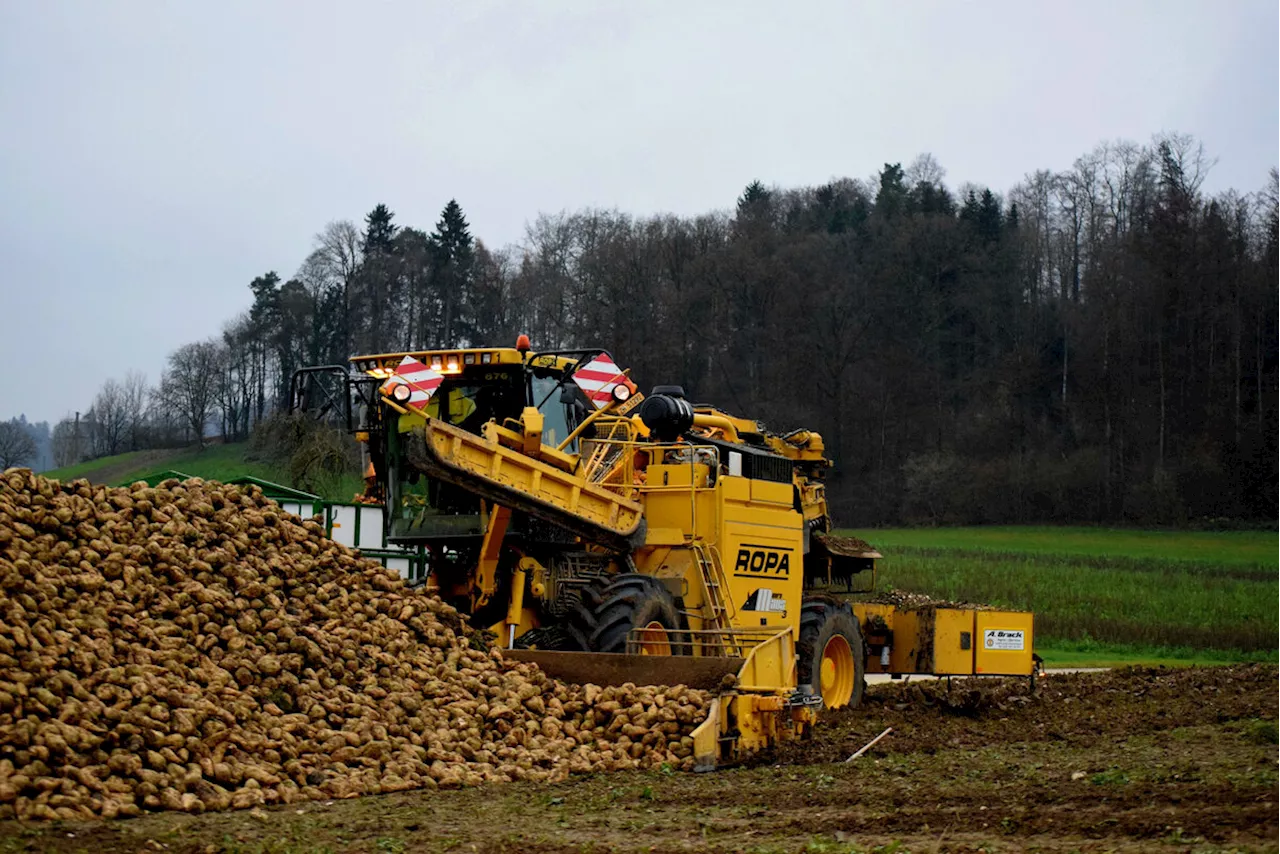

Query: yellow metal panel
left=648, top=463, right=688, bottom=486
left=889, top=608, right=920, bottom=673
left=720, top=491, right=804, bottom=635
left=974, top=611, right=1035, bottom=675
left=643, top=463, right=715, bottom=490
left=642, top=489, right=716, bottom=543
left=733, top=629, right=795, bottom=693
left=850, top=602, right=896, bottom=627
left=691, top=699, right=721, bottom=771
left=721, top=476, right=751, bottom=501
left=643, top=527, right=686, bottom=546
left=749, top=479, right=793, bottom=505
left=931, top=608, right=976, bottom=674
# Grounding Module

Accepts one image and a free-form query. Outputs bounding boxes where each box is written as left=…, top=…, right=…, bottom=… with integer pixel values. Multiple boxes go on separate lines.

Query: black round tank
left=638, top=394, right=695, bottom=442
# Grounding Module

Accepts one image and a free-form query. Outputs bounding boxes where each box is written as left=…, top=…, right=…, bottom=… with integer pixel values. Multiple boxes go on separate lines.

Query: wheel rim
left=820, top=634, right=854, bottom=708
left=637, top=620, right=672, bottom=656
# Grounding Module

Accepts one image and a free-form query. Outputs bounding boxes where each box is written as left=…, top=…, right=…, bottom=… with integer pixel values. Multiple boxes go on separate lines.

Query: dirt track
left=65, top=450, right=181, bottom=487
left=1, top=664, right=1275, bottom=853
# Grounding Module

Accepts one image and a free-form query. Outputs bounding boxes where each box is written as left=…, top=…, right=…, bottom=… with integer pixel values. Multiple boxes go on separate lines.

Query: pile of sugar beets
left=0, top=469, right=711, bottom=820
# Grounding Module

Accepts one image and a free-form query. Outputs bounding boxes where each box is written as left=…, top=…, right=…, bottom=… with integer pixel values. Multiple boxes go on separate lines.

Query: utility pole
left=73, top=411, right=80, bottom=464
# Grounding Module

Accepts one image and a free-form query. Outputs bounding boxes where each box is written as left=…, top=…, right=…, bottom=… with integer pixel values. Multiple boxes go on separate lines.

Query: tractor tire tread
left=798, top=595, right=866, bottom=709
left=563, top=575, right=612, bottom=652
left=587, top=574, right=690, bottom=655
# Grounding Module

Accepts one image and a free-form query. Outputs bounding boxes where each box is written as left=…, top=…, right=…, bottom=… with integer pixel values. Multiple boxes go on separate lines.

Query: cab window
left=530, top=374, right=585, bottom=451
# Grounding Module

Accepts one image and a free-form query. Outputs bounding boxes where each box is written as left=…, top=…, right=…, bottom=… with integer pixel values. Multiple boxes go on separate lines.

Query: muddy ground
left=1, top=664, right=1275, bottom=853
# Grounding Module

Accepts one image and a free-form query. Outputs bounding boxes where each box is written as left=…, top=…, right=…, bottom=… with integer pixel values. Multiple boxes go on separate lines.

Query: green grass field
left=843, top=526, right=1278, bottom=667
left=42, top=444, right=362, bottom=502
left=40, top=449, right=156, bottom=482
left=44, top=443, right=272, bottom=485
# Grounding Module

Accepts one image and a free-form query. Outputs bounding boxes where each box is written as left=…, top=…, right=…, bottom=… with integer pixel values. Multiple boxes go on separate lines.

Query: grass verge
left=1036, top=640, right=1276, bottom=669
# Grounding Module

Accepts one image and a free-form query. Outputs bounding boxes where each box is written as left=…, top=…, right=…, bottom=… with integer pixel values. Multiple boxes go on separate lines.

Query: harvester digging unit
left=291, top=339, right=1037, bottom=768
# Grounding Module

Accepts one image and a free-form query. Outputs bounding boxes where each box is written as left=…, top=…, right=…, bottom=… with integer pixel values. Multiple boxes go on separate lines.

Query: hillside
left=40, top=442, right=360, bottom=501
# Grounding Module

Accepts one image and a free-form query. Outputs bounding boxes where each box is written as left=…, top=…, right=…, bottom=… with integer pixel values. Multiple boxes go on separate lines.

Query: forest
left=34, top=133, right=1280, bottom=527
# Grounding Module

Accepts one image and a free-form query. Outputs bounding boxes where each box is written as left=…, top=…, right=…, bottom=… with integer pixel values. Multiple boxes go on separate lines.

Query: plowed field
left=2, top=664, right=1274, bottom=853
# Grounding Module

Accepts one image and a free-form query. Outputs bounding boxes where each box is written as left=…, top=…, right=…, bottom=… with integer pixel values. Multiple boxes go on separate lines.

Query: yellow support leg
left=503, top=557, right=535, bottom=648
left=474, top=505, right=511, bottom=609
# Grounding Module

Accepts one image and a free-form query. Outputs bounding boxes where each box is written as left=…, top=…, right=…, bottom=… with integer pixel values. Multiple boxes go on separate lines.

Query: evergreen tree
left=356, top=204, right=401, bottom=351
left=247, top=272, right=281, bottom=421
left=874, top=164, right=908, bottom=217
left=913, top=181, right=954, bottom=216
left=977, top=189, right=1004, bottom=244
left=959, top=189, right=982, bottom=230
left=428, top=199, right=476, bottom=347
left=733, top=180, right=775, bottom=236
left=361, top=204, right=398, bottom=256
left=737, top=180, right=771, bottom=210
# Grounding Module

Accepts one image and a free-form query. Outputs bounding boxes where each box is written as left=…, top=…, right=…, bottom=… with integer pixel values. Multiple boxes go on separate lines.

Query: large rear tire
left=561, top=574, right=611, bottom=651
left=589, top=574, right=690, bottom=655
left=798, top=597, right=866, bottom=709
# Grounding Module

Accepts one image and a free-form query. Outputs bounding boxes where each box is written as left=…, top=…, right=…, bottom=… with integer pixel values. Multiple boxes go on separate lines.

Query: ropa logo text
left=734, top=548, right=791, bottom=576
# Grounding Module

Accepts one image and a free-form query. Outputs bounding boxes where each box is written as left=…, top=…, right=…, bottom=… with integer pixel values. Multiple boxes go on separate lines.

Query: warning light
left=516, top=334, right=531, bottom=353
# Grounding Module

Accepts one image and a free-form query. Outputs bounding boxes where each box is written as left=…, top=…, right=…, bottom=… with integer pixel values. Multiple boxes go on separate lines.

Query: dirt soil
left=1, top=664, right=1275, bottom=854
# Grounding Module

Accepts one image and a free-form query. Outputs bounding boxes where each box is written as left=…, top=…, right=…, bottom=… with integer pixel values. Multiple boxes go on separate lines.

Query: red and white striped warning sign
left=380, top=356, right=443, bottom=411
left=572, top=354, right=628, bottom=409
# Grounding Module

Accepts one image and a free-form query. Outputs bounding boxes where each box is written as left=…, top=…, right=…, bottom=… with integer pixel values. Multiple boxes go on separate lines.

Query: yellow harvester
left=293, top=339, right=1038, bottom=768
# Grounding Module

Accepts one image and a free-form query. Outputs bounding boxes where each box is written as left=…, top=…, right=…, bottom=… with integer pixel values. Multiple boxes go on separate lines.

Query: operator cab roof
left=350, top=347, right=528, bottom=379
left=349, top=340, right=606, bottom=379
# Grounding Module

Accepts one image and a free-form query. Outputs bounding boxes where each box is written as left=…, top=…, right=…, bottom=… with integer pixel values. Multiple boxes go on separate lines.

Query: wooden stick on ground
left=845, top=727, right=893, bottom=762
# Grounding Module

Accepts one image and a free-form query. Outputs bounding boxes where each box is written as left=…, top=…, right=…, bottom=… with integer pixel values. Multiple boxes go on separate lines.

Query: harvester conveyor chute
left=405, top=417, right=647, bottom=553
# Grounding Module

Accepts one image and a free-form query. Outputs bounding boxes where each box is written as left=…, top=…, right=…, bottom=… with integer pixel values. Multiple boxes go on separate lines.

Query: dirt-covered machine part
left=290, top=338, right=1040, bottom=767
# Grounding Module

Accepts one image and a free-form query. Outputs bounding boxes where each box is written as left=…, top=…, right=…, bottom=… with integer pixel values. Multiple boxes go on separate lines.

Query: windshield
left=531, top=374, right=584, bottom=451
left=383, top=364, right=592, bottom=542
left=385, top=373, right=524, bottom=541
left=424, top=377, right=524, bottom=433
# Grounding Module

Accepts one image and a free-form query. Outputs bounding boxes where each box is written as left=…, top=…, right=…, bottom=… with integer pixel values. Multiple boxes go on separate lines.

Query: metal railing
left=625, top=626, right=780, bottom=659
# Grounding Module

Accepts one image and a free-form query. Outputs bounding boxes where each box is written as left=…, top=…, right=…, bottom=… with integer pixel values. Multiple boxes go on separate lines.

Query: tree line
left=0, top=417, right=50, bottom=471
left=46, top=132, right=1278, bottom=526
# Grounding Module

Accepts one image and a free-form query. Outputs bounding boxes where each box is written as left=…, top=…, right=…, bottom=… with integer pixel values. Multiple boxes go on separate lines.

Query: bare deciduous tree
left=316, top=220, right=362, bottom=284
left=50, top=417, right=80, bottom=468
left=0, top=421, right=37, bottom=469
left=905, top=152, right=947, bottom=188
left=121, top=371, right=148, bottom=450
left=89, top=379, right=130, bottom=457
left=158, top=340, right=224, bottom=444
left=315, top=220, right=363, bottom=357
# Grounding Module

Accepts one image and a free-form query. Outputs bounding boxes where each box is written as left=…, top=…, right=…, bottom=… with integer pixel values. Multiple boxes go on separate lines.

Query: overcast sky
left=1, top=0, right=1276, bottom=427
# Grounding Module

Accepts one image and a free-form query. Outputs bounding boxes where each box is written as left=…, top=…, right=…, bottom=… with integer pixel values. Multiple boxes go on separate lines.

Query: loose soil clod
left=0, top=469, right=710, bottom=821
left=863, top=587, right=998, bottom=611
